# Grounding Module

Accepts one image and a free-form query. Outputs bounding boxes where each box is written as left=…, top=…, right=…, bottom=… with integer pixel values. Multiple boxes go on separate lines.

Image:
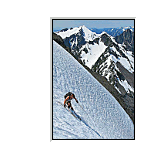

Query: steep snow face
left=80, top=40, right=107, bottom=68
left=117, top=44, right=134, bottom=73
left=53, top=41, right=134, bottom=139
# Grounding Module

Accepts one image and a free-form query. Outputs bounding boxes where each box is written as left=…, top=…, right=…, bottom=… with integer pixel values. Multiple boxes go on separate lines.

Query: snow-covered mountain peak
left=56, top=26, right=80, bottom=39
left=80, top=25, right=98, bottom=41
left=100, top=31, right=116, bottom=42
left=57, top=25, right=98, bottom=42
left=79, top=25, right=87, bottom=29
left=100, top=31, right=109, bottom=36
left=121, top=26, right=134, bottom=32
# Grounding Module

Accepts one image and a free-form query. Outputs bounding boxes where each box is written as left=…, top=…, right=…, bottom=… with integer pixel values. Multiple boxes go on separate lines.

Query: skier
left=64, top=92, right=78, bottom=111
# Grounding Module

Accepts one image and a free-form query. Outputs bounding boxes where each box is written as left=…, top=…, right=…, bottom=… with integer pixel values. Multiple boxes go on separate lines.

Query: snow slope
left=53, top=41, right=134, bottom=139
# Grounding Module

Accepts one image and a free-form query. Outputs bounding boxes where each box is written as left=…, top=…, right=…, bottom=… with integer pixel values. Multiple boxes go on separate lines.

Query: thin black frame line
left=52, top=19, right=136, bottom=20
left=51, top=17, right=135, bottom=20
left=52, top=18, right=135, bottom=140
left=134, top=19, right=135, bottom=139
left=52, top=19, right=54, bottom=140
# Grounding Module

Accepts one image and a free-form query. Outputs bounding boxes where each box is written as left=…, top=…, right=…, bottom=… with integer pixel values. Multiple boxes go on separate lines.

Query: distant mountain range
left=53, top=25, right=134, bottom=123
left=90, top=26, right=134, bottom=37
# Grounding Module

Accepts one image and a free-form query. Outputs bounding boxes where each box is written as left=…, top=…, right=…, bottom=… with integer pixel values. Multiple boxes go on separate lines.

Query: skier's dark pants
left=66, top=101, right=74, bottom=111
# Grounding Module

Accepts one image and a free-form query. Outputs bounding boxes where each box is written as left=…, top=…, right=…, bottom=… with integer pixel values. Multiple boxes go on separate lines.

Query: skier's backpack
left=64, top=92, right=74, bottom=99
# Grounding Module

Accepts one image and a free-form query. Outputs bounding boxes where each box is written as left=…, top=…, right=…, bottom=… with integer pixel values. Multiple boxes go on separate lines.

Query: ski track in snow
left=53, top=41, right=134, bottom=139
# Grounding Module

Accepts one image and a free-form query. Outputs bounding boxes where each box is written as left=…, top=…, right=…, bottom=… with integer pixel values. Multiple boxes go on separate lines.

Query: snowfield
left=53, top=41, right=134, bottom=139
left=80, top=40, right=107, bottom=68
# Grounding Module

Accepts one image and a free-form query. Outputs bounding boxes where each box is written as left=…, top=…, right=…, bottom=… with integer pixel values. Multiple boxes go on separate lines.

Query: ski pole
left=78, top=103, right=84, bottom=110
left=78, top=102, right=95, bottom=124
left=78, top=103, right=87, bottom=113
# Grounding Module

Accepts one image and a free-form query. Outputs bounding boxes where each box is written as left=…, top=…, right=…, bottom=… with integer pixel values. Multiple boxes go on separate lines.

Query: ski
left=68, top=108, right=81, bottom=121
left=56, top=101, right=81, bottom=121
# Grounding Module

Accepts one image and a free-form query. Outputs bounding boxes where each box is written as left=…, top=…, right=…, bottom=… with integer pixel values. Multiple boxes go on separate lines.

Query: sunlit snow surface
left=53, top=41, right=134, bottom=139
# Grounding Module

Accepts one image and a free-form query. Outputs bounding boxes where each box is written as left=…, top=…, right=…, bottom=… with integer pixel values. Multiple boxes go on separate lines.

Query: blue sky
left=53, top=19, right=134, bottom=30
